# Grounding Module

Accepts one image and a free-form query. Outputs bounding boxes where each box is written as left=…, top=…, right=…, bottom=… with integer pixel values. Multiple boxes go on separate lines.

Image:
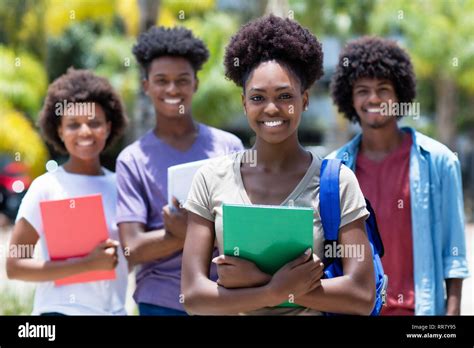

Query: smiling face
left=352, top=77, right=399, bottom=129
left=57, top=103, right=111, bottom=161
left=143, top=56, right=197, bottom=119
left=242, top=60, right=308, bottom=145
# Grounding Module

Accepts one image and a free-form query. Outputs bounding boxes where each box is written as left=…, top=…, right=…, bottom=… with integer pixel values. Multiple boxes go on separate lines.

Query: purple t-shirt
left=116, top=123, right=244, bottom=310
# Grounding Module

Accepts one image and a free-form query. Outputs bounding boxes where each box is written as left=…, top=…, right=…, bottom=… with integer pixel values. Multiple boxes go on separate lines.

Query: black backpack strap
left=364, top=198, right=385, bottom=257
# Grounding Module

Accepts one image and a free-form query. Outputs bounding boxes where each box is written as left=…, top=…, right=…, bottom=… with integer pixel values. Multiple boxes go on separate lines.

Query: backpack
left=319, top=158, right=388, bottom=316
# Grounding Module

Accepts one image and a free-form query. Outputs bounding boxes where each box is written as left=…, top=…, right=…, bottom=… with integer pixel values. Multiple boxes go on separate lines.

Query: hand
left=446, top=303, right=461, bottom=315
left=267, top=248, right=324, bottom=306
left=212, top=255, right=271, bottom=289
left=162, top=197, right=188, bottom=240
left=445, top=278, right=462, bottom=315
left=84, top=239, right=119, bottom=271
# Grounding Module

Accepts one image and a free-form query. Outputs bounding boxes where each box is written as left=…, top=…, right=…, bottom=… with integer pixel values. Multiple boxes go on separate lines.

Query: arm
left=116, top=153, right=188, bottom=267
left=6, top=218, right=118, bottom=282
left=440, top=154, right=469, bottom=314
left=181, top=212, right=323, bottom=315
left=446, top=278, right=463, bottom=315
left=181, top=212, right=277, bottom=315
left=212, top=254, right=271, bottom=289
left=119, top=197, right=188, bottom=267
left=295, top=217, right=376, bottom=315
left=118, top=222, right=183, bottom=267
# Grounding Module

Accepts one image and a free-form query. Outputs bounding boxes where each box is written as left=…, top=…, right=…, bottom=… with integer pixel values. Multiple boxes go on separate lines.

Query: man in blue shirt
left=328, top=36, right=469, bottom=315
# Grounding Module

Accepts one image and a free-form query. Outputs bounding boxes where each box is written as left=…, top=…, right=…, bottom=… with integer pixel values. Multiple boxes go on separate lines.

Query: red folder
left=39, top=194, right=116, bottom=286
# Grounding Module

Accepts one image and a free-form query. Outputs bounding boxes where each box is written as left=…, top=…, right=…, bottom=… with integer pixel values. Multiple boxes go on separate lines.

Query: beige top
left=184, top=151, right=369, bottom=315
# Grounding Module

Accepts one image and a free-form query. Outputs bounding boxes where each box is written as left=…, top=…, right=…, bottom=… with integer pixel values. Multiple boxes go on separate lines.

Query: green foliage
left=45, top=0, right=116, bottom=36
left=0, top=45, right=47, bottom=119
left=289, top=0, right=376, bottom=37
left=369, top=0, right=474, bottom=133
left=184, top=12, right=243, bottom=126
left=0, top=0, right=25, bottom=46
left=0, top=109, right=49, bottom=178
left=162, top=0, right=215, bottom=17
left=92, top=34, right=139, bottom=114
left=45, top=22, right=139, bottom=114
left=369, top=0, right=474, bottom=90
left=0, top=287, right=34, bottom=315
left=0, top=0, right=47, bottom=60
left=46, top=22, right=99, bottom=82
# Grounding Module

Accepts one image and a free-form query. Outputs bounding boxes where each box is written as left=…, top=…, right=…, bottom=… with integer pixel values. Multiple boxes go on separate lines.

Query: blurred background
left=0, top=0, right=473, bottom=315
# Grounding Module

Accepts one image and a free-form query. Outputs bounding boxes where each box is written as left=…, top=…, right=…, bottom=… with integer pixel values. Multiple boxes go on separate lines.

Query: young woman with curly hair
left=116, top=26, right=243, bottom=316
left=328, top=36, right=469, bottom=315
left=6, top=68, right=129, bottom=315
left=181, top=15, right=376, bottom=315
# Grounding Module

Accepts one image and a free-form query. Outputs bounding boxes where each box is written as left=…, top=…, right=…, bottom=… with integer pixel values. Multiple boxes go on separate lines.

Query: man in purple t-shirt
left=116, top=26, right=244, bottom=315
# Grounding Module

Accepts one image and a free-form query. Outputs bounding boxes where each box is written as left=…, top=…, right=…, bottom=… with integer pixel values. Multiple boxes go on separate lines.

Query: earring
left=304, top=105, right=308, bottom=111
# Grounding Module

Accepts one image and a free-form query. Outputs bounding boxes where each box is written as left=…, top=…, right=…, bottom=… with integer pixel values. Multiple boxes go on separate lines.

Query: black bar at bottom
left=0, top=315, right=473, bottom=346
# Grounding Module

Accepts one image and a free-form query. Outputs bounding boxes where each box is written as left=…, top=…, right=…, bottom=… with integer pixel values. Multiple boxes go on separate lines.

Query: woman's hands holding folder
left=267, top=248, right=324, bottom=305
left=212, top=255, right=271, bottom=289
left=85, top=239, right=119, bottom=270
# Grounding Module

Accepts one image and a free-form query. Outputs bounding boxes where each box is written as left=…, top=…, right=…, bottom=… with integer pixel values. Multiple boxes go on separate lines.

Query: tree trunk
left=130, top=0, right=160, bottom=143
left=138, top=0, right=160, bottom=33
left=264, top=0, right=289, bottom=17
left=435, top=77, right=458, bottom=150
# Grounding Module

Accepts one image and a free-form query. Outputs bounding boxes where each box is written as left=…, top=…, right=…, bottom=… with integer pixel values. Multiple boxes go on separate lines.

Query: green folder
left=223, top=204, right=314, bottom=307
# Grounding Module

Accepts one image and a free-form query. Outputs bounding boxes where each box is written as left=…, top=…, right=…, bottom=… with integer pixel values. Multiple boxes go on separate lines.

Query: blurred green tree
left=92, top=34, right=140, bottom=115
left=0, top=108, right=49, bottom=178
left=370, top=0, right=474, bottom=148
left=184, top=12, right=242, bottom=126
left=46, top=22, right=99, bottom=82
left=0, top=0, right=47, bottom=59
left=0, top=45, right=47, bottom=119
left=289, top=0, right=376, bottom=37
left=44, top=0, right=116, bottom=36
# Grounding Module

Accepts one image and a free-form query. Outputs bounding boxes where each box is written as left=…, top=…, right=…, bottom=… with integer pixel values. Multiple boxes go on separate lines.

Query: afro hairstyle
left=330, top=36, right=416, bottom=123
left=39, top=68, right=128, bottom=154
left=132, top=26, right=209, bottom=78
left=224, top=14, right=323, bottom=91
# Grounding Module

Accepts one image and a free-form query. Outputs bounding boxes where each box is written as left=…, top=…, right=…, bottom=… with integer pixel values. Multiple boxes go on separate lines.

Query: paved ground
left=1, top=224, right=473, bottom=315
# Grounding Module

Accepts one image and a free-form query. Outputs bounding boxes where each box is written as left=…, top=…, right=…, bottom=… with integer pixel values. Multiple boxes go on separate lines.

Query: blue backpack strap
left=320, top=159, right=342, bottom=241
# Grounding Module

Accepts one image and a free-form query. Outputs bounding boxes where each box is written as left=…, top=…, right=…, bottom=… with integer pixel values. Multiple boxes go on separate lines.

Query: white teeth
left=164, top=98, right=181, bottom=105
left=77, top=140, right=93, bottom=146
left=367, top=108, right=381, bottom=113
left=263, top=120, right=284, bottom=127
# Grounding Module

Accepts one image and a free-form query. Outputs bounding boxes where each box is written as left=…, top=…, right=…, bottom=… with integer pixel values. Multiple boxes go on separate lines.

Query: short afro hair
left=39, top=68, right=128, bottom=154
left=224, top=15, right=323, bottom=91
left=132, top=26, right=209, bottom=78
left=330, top=36, right=416, bottom=123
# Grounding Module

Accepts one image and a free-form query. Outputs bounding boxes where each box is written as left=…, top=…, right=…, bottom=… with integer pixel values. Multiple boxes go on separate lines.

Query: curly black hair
left=132, top=26, right=209, bottom=78
left=330, top=36, right=416, bottom=123
left=224, top=15, right=323, bottom=91
left=39, top=68, right=128, bottom=154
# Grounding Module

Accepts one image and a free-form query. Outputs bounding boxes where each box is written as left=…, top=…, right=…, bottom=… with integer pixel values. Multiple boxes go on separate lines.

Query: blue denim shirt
left=327, top=127, right=470, bottom=315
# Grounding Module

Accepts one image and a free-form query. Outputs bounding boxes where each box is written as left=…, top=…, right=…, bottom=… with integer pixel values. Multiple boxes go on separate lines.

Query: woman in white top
left=6, top=68, right=129, bottom=315
left=182, top=15, right=376, bottom=315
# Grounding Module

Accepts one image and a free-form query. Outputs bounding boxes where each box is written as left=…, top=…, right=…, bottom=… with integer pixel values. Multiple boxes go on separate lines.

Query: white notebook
left=167, top=158, right=211, bottom=208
